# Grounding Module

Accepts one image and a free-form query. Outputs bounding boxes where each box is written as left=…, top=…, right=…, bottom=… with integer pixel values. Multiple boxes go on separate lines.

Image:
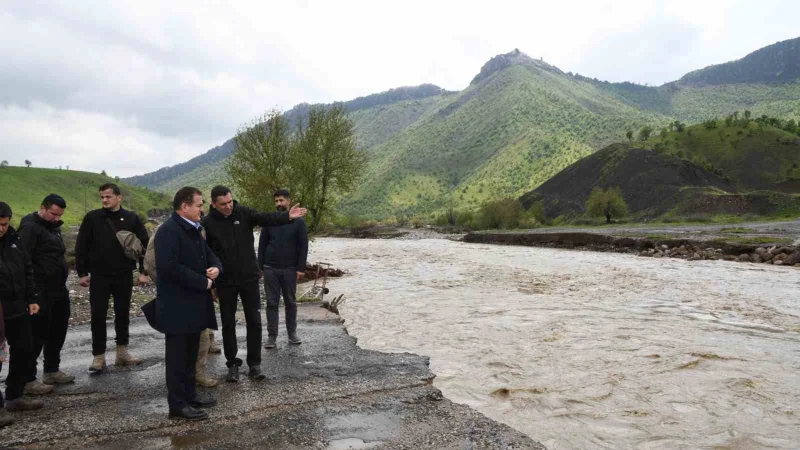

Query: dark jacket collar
left=25, top=212, right=63, bottom=230
left=209, top=200, right=239, bottom=220
left=0, top=226, right=19, bottom=245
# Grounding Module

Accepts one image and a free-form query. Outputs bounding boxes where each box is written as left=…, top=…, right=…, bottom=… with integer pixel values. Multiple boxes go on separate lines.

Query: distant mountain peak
left=470, top=48, right=563, bottom=85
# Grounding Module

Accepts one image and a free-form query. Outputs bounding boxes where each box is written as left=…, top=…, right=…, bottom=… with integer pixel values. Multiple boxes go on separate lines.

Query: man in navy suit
left=154, top=187, right=222, bottom=421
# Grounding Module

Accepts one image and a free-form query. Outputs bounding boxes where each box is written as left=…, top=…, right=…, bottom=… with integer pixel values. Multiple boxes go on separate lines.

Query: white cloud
left=0, top=0, right=797, bottom=176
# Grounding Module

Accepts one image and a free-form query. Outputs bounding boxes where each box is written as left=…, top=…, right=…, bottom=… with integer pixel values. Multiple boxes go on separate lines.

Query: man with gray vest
left=75, top=183, right=150, bottom=372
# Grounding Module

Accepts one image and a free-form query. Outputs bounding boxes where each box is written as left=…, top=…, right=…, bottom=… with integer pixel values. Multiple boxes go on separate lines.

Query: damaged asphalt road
left=1, top=303, right=544, bottom=449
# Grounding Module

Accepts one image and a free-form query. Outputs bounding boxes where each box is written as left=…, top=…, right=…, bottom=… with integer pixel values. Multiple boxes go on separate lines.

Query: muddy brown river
left=309, top=238, right=800, bottom=450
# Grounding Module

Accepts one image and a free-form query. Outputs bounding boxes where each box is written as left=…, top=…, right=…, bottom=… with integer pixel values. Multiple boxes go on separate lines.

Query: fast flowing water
left=309, top=238, right=800, bottom=450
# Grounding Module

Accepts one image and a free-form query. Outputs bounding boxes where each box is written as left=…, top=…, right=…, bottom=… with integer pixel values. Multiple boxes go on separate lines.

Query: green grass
left=0, top=166, right=170, bottom=226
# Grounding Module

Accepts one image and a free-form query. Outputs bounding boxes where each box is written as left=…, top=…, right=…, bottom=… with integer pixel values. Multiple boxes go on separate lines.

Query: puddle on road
left=312, top=238, right=800, bottom=450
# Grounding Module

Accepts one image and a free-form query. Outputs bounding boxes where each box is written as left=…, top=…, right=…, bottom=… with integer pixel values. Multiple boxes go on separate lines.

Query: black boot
left=225, top=365, right=240, bottom=383
left=169, top=406, right=209, bottom=421
left=288, top=331, right=302, bottom=345
left=248, top=365, right=266, bottom=381
left=264, top=335, right=277, bottom=349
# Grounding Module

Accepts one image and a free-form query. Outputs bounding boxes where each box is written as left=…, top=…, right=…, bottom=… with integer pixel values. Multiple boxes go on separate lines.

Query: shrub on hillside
left=586, top=187, right=629, bottom=224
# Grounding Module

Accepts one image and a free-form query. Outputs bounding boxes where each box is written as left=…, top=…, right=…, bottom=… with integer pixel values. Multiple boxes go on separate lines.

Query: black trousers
left=263, top=267, right=297, bottom=337
left=165, top=332, right=200, bottom=411
left=30, top=287, right=70, bottom=377
left=2, top=315, right=35, bottom=404
left=218, top=281, right=262, bottom=368
left=90, top=273, right=133, bottom=355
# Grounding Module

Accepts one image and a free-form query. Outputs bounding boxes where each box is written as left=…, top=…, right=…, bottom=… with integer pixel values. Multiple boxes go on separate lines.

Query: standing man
left=155, top=187, right=220, bottom=421
left=0, top=202, right=44, bottom=415
left=18, top=194, right=73, bottom=389
left=257, top=190, right=309, bottom=349
left=202, top=186, right=306, bottom=382
left=75, top=183, right=150, bottom=372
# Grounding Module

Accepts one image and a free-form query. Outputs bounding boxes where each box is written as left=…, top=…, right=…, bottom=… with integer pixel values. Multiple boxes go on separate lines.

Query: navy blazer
left=154, top=212, right=222, bottom=335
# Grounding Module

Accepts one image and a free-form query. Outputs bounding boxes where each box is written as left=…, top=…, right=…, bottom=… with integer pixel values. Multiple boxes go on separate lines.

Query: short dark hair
left=0, top=202, right=12, bottom=219
left=99, top=183, right=121, bottom=195
left=42, top=194, right=67, bottom=210
left=273, top=189, right=290, bottom=199
left=210, top=185, right=232, bottom=203
left=173, top=187, right=202, bottom=211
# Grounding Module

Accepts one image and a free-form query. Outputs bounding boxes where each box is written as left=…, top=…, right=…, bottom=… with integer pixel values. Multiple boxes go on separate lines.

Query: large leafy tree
left=227, top=105, right=365, bottom=232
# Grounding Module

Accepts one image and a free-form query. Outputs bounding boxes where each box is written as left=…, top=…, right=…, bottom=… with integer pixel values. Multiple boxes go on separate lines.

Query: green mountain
left=126, top=39, right=800, bottom=219
left=0, top=167, right=170, bottom=226
left=679, top=37, right=800, bottom=85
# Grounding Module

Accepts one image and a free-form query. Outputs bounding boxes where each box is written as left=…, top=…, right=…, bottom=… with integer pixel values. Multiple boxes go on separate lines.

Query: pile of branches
left=301, top=263, right=345, bottom=281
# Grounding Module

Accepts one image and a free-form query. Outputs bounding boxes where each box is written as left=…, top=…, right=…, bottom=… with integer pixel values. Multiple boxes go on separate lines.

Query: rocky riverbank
left=2, top=303, right=544, bottom=449
left=463, top=230, right=800, bottom=268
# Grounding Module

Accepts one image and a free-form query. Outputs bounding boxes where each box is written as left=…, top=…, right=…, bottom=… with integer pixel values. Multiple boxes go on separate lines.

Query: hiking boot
left=115, top=345, right=141, bottom=366
left=0, top=409, right=14, bottom=428
left=24, top=380, right=54, bottom=395
left=5, top=397, right=44, bottom=412
left=89, top=354, right=106, bottom=372
left=196, top=373, right=219, bottom=388
left=248, top=365, right=266, bottom=381
left=225, top=366, right=240, bottom=383
left=264, top=335, right=277, bottom=349
left=43, top=371, right=76, bottom=385
left=208, top=332, right=222, bottom=354
left=288, top=332, right=302, bottom=345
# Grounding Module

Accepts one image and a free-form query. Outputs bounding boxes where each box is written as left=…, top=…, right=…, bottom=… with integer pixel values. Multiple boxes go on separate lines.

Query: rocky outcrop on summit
left=470, top=48, right=564, bottom=85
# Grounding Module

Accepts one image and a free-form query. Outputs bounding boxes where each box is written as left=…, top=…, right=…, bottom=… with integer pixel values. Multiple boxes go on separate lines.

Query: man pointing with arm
left=201, top=185, right=306, bottom=383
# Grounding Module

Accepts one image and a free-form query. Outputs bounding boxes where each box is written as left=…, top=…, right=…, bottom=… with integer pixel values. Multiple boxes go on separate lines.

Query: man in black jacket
left=0, top=202, right=44, bottom=415
left=75, top=183, right=150, bottom=372
left=18, top=194, right=73, bottom=390
left=201, top=186, right=306, bottom=382
left=154, top=187, right=221, bottom=421
left=257, top=189, right=309, bottom=348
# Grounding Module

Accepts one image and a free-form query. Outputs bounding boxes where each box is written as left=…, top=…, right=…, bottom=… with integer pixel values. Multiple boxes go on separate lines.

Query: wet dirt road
left=313, top=238, right=800, bottom=450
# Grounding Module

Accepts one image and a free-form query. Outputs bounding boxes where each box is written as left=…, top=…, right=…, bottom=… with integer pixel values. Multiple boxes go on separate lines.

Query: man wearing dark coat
left=153, top=187, right=221, bottom=421
left=0, top=202, right=43, bottom=419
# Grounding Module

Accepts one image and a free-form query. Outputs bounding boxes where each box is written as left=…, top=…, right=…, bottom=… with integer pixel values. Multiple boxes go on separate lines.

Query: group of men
left=0, top=183, right=309, bottom=426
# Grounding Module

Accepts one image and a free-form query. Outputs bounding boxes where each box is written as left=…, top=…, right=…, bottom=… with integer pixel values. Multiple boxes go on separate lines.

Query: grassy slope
left=0, top=167, right=170, bottom=226
left=641, top=122, right=800, bottom=190
left=150, top=94, right=450, bottom=198
left=342, top=64, right=670, bottom=217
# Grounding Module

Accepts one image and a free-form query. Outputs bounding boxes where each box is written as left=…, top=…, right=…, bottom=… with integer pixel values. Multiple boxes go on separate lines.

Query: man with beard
left=257, top=189, right=309, bottom=349
left=0, top=202, right=43, bottom=418
left=18, top=194, right=73, bottom=390
left=76, top=184, right=150, bottom=372
left=201, top=186, right=306, bottom=382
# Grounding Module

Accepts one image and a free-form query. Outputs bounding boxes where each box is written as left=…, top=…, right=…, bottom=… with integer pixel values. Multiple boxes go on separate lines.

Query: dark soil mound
left=520, top=143, right=737, bottom=218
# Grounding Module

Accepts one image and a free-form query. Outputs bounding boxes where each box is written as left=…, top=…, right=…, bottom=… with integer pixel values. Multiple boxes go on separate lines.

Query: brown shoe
left=115, top=345, right=141, bottom=366
left=208, top=331, right=222, bottom=354
left=89, top=354, right=106, bottom=372
left=43, top=371, right=76, bottom=385
left=24, top=380, right=54, bottom=395
left=5, top=397, right=44, bottom=412
left=196, top=372, right=219, bottom=388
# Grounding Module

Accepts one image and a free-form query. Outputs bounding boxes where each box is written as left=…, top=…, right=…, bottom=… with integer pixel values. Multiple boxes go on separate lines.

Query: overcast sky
left=1, top=0, right=797, bottom=177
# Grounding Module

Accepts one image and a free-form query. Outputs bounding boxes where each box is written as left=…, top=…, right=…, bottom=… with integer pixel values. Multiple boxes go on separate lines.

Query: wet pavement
left=1, top=303, right=543, bottom=450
